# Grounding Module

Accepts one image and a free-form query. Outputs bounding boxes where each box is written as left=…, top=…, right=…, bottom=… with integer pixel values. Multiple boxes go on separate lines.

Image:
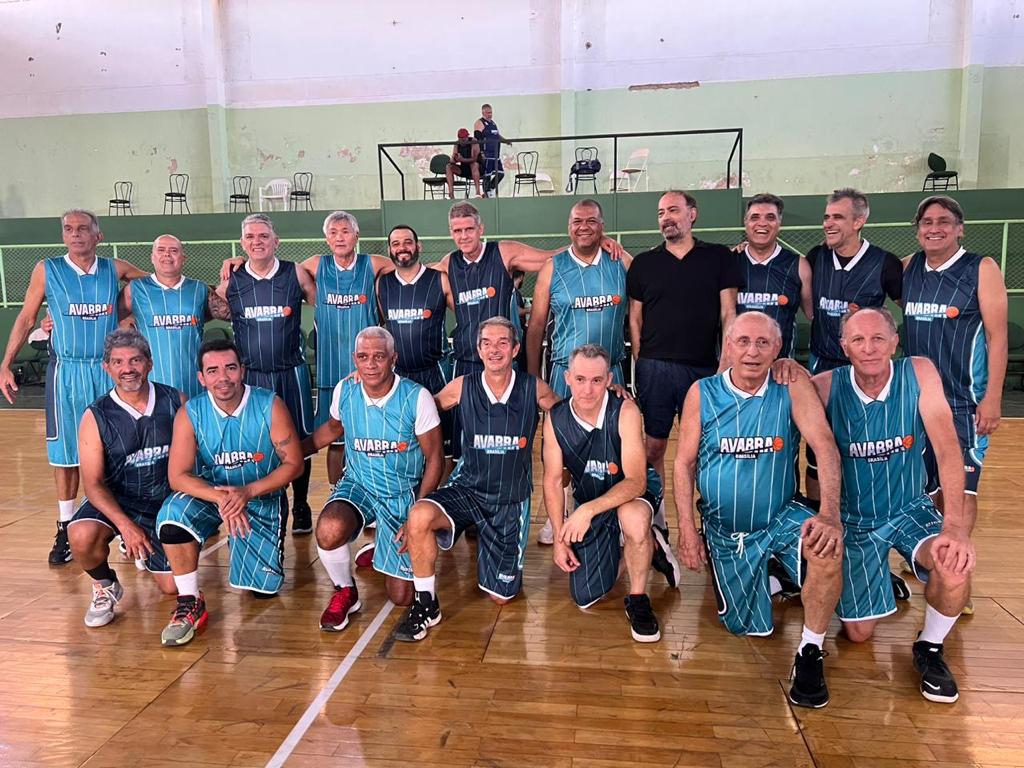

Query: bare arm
left=298, top=254, right=320, bottom=282
left=581, top=400, right=647, bottom=517
left=913, top=357, right=968, bottom=529
left=717, top=287, right=738, bottom=372
left=541, top=417, right=567, bottom=533
left=114, top=258, right=150, bottom=282
left=811, top=370, right=833, bottom=408
left=295, top=261, right=317, bottom=307
left=78, top=411, right=131, bottom=533
left=117, top=283, right=135, bottom=327
left=798, top=256, right=814, bottom=320
left=976, top=257, right=1008, bottom=436
left=0, top=262, right=47, bottom=403
left=369, top=254, right=396, bottom=278
left=439, top=270, right=455, bottom=311
left=206, top=286, right=231, bottom=321
left=301, top=415, right=344, bottom=458
left=416, top=426, right=444, bottom=499
left=167, top=408, right=223, bottom=503
left=789, top=376, right=841, bottom=520
left=430, top=253, right=451, bottom=275
left=499, top=241, right=557, bottom=274
left=244, top=398, right=305, bottom=497
left=535, top=378, right=561, bottom=412
left=672, top=385, right=706, bottom=570
left=434, top=376, right=464, bottom=412
left=525, top=261, right=553, bottom=377
left=628, top=298, right=643, bottom=361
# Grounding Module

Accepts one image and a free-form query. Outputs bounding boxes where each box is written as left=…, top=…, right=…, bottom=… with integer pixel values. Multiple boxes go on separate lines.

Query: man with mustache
left=69, top=329, right=184, bottom=628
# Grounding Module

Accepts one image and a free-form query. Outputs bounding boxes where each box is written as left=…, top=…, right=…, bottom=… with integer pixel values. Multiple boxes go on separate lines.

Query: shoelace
left=91, top=584, right=116, bottom=610
left=171, top=598, right=198, bottom=623
left=920, top=647, right=949, bottom=675
left=403, top=600, right=431, bottom=627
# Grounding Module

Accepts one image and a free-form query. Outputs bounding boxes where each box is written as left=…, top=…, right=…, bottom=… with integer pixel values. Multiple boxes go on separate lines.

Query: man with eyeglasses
left=673, top=311, right=844, bottom=708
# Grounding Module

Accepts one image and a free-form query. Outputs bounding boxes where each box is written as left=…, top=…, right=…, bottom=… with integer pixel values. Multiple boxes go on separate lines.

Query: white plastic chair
left=535, top=170, right=556, bottom=195
left=259, top=178, right=291, bottom=211
left=609, top=148, right=650, bottom=192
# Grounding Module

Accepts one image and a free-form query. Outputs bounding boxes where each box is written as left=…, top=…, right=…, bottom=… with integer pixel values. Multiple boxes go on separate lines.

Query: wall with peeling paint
left=1, top=0, right=1021, bottom=217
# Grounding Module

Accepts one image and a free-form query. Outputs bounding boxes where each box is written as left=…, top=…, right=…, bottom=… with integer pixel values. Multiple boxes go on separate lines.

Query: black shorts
left=69, top=498, right=170, bottom=573
left=635, top=358, right=716, bottom=440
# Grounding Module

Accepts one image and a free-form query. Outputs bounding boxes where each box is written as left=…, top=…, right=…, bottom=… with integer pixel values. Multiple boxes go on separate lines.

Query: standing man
left=216, top=213, right=317, bottom=534
left=902, top=196, right=1007, bottom=537
left=304, top=211, right=393, bottom=485
left=474, top=103, right=512, bottom=197
left=673, top=312, right=844, bottom=708
left=396, top=317, right=559, bottom=642
left=69, top=329, right=183, bottom=627
left=0, top=209, right=148, bottom=565
left=627, top=191, right=744, bottom=497
left=542, top=344, right=664, bottom=642
left=737, top=194, right=813, bottom=358
left=377, top=225, right=455, bottom=453
left=122, top=234, right=229, bottom=400
left=804, top=188, right=902, bottom=506
left=812, top=308, right=975, bottom=703
left=302, top=327, right=444, bottom=630
left=156, top=339, right=304, bottom=647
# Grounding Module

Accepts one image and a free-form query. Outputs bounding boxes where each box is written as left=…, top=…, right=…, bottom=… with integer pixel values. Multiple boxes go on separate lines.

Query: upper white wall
left=3, top=0, right=1020, bottom=118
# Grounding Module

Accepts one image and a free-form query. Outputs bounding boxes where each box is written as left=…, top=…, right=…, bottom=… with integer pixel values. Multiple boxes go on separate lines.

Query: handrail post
left=378, top=145, right=385, bottom=204
left=738, top=129, right=743, bottom=191
left=0, top=247, right=7, bottom=307
left=1001, top=221, right=1009, bottom=274
left=613, top=136, right=618, bottom=195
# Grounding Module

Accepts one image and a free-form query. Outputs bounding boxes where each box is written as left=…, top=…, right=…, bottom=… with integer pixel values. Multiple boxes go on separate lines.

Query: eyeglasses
left=731, top=337, right=774, bottom=350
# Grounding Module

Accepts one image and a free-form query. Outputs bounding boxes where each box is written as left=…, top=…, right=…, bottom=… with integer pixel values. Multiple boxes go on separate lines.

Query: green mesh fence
left=2, top=222, right=1023, bottom=307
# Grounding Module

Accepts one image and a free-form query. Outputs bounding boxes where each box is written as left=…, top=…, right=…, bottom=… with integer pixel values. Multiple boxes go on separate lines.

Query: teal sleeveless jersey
left=697, top=371, right=799, bottom=533
left=187, top=386, right=282, bottom=495
left=314, top=253, right=379, bottom=387
left=335, top=376, right=426, bottom=497
left=45, top=255, right=119, bottom=361
left=548, top=248, right=627, bottom=367
left=131, top=276, right=207, bottom=399
left=827, top=357, right=926, bottom=528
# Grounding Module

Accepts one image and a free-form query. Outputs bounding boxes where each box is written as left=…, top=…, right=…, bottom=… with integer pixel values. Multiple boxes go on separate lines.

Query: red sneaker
left=320, top=586, right=361, bottom=631
left=355, top=542, right=375, bottom=568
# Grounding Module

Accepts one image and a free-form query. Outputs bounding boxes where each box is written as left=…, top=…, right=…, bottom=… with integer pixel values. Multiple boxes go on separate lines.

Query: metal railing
left=1, top=218, right=1022, bottom=308
left=377, top=128, right=743, bottom=202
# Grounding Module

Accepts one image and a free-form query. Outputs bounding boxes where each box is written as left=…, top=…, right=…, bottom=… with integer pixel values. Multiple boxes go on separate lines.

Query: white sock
left=174, top=571, right=199, bottom=598
left=919, top=603, right=959, bottom=645
left=769, top=575, right=783, bottom=596
left=413, top=575, right=436, bottom=597
left=317, top=544, right=353, bottom=588
left=798, top=625, right=826, bottom=653
left=58, top=499, right=75, bottom=523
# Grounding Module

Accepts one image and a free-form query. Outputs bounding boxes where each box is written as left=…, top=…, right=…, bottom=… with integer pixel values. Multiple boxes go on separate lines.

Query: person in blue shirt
left=0, top=210, right=149, bottom=566
left=674, top=311, right=844, bottom=708
left=812, top=307, right=976, bottom=704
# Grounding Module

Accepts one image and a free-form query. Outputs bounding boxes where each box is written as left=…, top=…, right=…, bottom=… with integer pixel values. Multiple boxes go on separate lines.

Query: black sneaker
left=394, top=590, right=442, bottom=642
left=769, top=557, right=801, bottom=599
left=913, top=640, right=959, bottom=703
left=291, top=503, right=313, bottom=535
left=624, top=594, right=661, bottom=643
left=891, top=571, right=912, bottom=601
left=789, top=645, right=830, bottom=708
left=48, top=521, right=72, bottom=565
left=650, top=525, right=681, bottom=589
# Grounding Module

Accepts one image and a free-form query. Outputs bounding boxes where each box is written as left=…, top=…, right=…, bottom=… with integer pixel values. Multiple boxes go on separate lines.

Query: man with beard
left=69, top=329, right=184, bottom=627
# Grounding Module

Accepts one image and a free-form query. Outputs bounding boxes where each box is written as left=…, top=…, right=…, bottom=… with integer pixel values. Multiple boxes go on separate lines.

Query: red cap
left=457, top=128, right=470, bottom=138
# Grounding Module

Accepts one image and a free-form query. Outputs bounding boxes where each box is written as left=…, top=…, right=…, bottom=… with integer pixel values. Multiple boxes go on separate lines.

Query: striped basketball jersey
left=187, top=385, right=283, bottom=495
left=448, top=242, right=519, bottom=363
left=453, top=371, right=538, bottom=505
left=737, top=246, right=803, bottom=358
left=131, top=275, right=207, bottom=399
left=226, top=259, right=304, bottom=372
left=333, top=377, right=427, bottom=497
left=548, top=248, right=627, bottom=368
left=88, top=382, right=181, bottom=505
left=377, top=265, right=449, bottom=373
left=809, top=241, right=890, bottom=366
left=902, top=248, right=988, bottom=410
left=314, top=253, right=378, bottom=387
left=549, top=393, right=662, bottom=506
left=696, top=371, right=799, bottom=533
left=827, top=358, right=926, bottom=528
left=45, top=255, right=119, bottom=361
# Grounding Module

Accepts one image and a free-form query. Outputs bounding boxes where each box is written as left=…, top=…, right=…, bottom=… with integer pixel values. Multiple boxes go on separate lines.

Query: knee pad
left=159, top=523, right=199, bottom=545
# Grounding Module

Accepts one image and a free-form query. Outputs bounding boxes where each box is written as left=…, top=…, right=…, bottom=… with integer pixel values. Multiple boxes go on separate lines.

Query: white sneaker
left=538, top=518, right=554, bottom=545
left=84, top=580, right=124, bottom=627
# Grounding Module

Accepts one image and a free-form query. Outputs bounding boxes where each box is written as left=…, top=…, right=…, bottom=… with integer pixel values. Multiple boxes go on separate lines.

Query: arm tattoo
left=273, top=435, right=293, bottom=461
left=207, top=289, right=232, bottom=321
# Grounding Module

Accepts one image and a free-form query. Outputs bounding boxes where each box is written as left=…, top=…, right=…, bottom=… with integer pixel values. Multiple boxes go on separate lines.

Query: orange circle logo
left=252, top=452, right=265, bottom=462
left=772, top=437, right=785, bottom=452
left=105, top=305, right=114, bottom=314
left=190, top=316, right=198, bottom=325
left=611, top=295, right=622, bottom=305
left=945, top=306, right=959, bottom=318
left=397, top=441, right=409, bottom=452
left=422, top=309, right=432, bottom=319
left=282, top=306, right=293, bottom=317
left=486, top=287, right=497, bottom=298
left=607, top=462, right=620, bottom=475
left=902, top=435, right=914, bottom=450
left=517, top=437, right=528, bottom=449
left=358, top=295, right=368, bottom=304
left=777, top=295, right=789, bottom=306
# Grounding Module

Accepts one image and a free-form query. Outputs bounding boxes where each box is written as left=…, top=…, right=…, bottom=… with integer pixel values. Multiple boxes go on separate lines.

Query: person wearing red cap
left=447, top=128, right=483, bottom=199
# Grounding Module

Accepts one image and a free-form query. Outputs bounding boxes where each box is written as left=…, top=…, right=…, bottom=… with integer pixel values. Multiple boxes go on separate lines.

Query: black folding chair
left=164, top=173, right=190, bottom=214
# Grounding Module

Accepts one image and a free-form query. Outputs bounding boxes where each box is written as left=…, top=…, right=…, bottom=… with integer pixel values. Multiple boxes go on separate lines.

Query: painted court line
left=265, top=600, right=396, bottom=768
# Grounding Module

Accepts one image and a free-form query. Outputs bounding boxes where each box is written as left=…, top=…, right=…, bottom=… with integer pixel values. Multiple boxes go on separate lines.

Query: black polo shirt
left=627, top=238, right=744, bottom=366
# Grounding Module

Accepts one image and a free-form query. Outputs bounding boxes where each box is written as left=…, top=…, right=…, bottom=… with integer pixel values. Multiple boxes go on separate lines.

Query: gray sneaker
left=84, top=580, right=124, bottom=627
left=161, top=593, right=209, bottom=647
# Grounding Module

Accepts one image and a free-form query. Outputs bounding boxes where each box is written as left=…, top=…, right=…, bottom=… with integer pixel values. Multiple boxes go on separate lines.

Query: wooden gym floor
left=1, top=409, right=1023, bottom=768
